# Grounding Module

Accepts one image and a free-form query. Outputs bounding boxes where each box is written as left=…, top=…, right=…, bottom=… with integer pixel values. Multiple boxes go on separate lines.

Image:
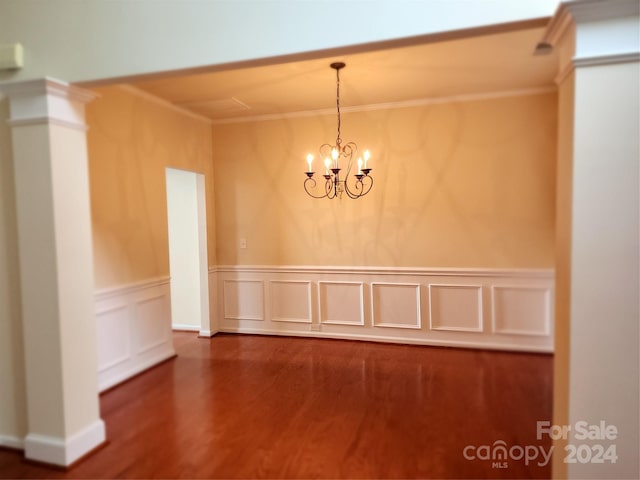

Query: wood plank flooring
left=0, top=332, right=553, bottom=479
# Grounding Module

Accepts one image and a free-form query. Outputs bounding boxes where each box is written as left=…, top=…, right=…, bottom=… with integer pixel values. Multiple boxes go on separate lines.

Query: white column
left=545, top=1, right=639, bottom=478
left=0, top=78, right=105, bottom=466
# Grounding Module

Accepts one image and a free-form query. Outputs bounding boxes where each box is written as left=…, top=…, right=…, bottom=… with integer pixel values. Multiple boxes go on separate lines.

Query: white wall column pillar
left=0, top=78, right=105, bottom=466
left=545, top=1, right=639, bottom=478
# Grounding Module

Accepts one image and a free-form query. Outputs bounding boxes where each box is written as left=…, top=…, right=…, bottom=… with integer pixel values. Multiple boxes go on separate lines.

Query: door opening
left=165, top=168, right=212, bottom=336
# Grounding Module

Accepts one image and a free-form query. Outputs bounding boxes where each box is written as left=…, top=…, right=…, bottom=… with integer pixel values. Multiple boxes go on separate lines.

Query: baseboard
left=198, top=329, right=217, bottom=338
left=0, top=434, right=25, bottom=450
left=98, top=349, right=175, bottom=392
left=172, top=324, right=200, bottom=332
left=219, top=327, right=554, bottom=354
left=24, top=419, right=106, bottom=467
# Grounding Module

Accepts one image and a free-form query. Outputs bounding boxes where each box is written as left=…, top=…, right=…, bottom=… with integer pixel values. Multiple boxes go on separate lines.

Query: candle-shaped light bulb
left=331, top=148, right=339, bottom=168
left=306, top=153, right=313, bottom=172
left=357, top=157, right=363, bottom=174
left=363, top=149, right=371, bottom=169
left=324, top=157, right=331, bottom=175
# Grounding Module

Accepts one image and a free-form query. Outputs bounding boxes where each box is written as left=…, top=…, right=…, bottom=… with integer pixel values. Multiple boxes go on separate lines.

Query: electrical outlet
left=240, top=238, right=247, bottom=249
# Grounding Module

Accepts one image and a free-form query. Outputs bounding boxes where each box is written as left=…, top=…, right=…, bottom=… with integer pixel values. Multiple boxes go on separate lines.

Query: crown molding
left=210, top=86, right=556, bottom=125
left=0, top=77, right=98, bottom=103
left=555, top=51, right=639, bottom=85
left=0, top=77, right=97, bottom=128
left=554, top=61, right=575, bottom=85
left=540, top=3, right=574, bottom=47
left=574, top=51, right=640, bottom=68
left=116, top=84, right=213, bottom=125
left=6, top=116, right=89, bottom=131
left=542, top=0, right=640, bottom=46
left=564, top=0, right=639, bottom=23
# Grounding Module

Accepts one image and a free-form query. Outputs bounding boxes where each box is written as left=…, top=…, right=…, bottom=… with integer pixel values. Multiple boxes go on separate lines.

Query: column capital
left=0, top=77, right=98, bottom=131
left=541, top=0, right=639, bottom=85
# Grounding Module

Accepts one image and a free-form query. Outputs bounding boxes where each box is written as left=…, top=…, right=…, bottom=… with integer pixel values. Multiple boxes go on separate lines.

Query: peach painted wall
left=86, top=86, right=216, bottom=289
left=211, top=92, right=557, bottom=268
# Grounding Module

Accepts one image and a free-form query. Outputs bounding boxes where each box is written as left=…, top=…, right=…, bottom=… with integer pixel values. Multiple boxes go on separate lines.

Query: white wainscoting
left=211, top=266, right=555, bottom=353
left=95, top=277, right=175, bottom=392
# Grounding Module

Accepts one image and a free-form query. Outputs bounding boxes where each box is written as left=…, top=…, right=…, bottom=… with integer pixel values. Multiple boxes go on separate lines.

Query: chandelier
left=304, top=62, right=373, bottom=199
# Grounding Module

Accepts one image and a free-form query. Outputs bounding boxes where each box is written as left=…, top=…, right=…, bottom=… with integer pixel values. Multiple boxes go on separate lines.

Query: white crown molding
left=574, top=51, right=640, bottom=68
left=541, top=3, right=575, bottom=46
left=0, top=77, right=97, bottom=127
left=555, top=61, right=575, bottom=85
left=542, top=0, right=640, bottom=46
left=7, top=116, right=88, bottom=131
left=210, top=87, right=556, bottom=125
left=117, top=84, right=213, bottom=125
left=549, top=49, right=639, bottom=87
left=564, top=0, right=639, bottom=23
left=0, top=77, right=98, bottom=103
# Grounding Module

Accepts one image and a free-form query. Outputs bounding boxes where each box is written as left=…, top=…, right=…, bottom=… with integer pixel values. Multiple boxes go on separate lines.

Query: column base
left=24, top=419, right=106, bottom=467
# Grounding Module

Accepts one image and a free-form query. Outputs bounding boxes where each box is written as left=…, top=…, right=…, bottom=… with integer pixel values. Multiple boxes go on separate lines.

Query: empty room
left=0, top=1, right=638, bottom=479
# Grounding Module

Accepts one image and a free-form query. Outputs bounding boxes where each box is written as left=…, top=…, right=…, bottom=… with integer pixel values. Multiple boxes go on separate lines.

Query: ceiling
left=130, top=24, right=558, bottom=123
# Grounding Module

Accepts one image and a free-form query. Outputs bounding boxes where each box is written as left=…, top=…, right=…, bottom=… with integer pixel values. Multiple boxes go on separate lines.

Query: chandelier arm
left=339, top=142, right=358, bottom=197
left=359, top=175, right=374, bottom=196
left=343, top=174, right=373, bottom=199
left=343, top=178, right=363, bottom=199
left=319, top=143, right=334, bottom=158
left=303, top=176, right=330, bottom=199
left=341, top=143, right=356, bottom=177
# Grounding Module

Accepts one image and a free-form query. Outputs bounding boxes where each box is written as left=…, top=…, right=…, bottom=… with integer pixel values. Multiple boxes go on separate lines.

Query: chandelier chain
left=336, top=66, right=341, bottom=147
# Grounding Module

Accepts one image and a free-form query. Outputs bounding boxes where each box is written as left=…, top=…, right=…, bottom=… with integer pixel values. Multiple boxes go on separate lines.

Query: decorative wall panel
left=213, top=266, right=554, bottom=352
left=223, top=280, right=264, bottom=320
left=492, top=286, right=552, bottom=336
left=270, top=280, right=312, bottom=323
left=95, top=278, right=174, bottom=392
left=429, top=284, right=483, bottom=333
left=319, top=281, right=364, bottom=326
left=372, top=283, right=421, bottom=329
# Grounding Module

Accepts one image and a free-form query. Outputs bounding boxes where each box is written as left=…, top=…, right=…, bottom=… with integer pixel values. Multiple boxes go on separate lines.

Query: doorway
left=165, top=167, right=212, bottom=336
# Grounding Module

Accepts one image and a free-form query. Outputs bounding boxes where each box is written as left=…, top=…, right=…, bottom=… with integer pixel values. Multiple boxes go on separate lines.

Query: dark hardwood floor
left=0, top=332, right=553, bottom=479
